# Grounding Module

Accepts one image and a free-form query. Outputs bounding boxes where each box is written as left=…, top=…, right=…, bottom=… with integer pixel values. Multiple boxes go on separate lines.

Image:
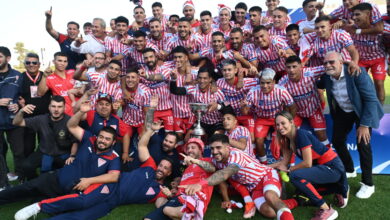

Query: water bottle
left=8, top=101, right=15, bottom=119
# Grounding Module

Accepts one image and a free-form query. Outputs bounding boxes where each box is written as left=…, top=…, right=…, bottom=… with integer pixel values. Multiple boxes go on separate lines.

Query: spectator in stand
left=0, top=46, right=23, bottom=186
left=44, top=7, right=85, bottom=70
left=19, top=53, right=52, bottom=169
left=13, top=96, right=78, bottom=180
left=319, top=51, right=384, bottom=199
left=37, top=52, right=75, bottom=116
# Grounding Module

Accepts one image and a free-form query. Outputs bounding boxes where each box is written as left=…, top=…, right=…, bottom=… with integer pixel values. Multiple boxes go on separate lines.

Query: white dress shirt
left=330, top=66, right=354, bottom=112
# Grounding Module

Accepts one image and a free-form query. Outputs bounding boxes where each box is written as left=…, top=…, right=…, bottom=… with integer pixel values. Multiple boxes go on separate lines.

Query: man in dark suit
left=320, top=51, right=384, bottom=199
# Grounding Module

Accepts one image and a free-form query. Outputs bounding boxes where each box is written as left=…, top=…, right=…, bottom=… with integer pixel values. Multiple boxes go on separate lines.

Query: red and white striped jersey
left=164, top=34, right=204, bottom=54
left=242, top=23, right=255, bottom=35
left=122, top=83, right=151, bottom=126
left=384, top=22, right=390, bottom=35
left=268, top=26, right=287, bottom=41
left=147, top=33, right=174, bottom=51
left=278, top=66, right=325, bottom=118
left=233, top=43, right=257, bottom=62
left=307, top=30, right=353, bottom=66
left=147, top=14, right=170, bottom=32
left=225, top=126, right=254, bottom=158
left=122, top=42, right=160, bottom=67
left=246, top=85, right=294, bottom=119
left=211, top=24, right=233, bottom=41
left=88, top=75, right=122, bottom=108
left=261, top=11, right=292, bottom=26
left=166, top=66, right=198, bottom=118
left=255, top=35, right=290, bottom=72
left=212, top=147, right=273, bottom=191
left=185, top=85, right=225, bottom=124
left=86, top=68, right=107, bottom=87
left=217, top=77, right=258, bottom=116
left=193, top=27, right=219, bottom=49
left=351, top=33, right=385, bottom=61
left=105, top=35, right=132, bottom=74
left=330, top=0, right=382, bottom=24
left=140, top=63, right=173, bottom=111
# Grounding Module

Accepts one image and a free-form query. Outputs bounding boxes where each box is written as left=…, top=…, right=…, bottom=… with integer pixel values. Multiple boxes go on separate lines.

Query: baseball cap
left=96, top=93, right=113, bottom=103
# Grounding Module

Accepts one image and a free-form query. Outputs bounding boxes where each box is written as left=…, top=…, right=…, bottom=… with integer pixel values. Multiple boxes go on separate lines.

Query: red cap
left=184, top=138, right=205, bottom=153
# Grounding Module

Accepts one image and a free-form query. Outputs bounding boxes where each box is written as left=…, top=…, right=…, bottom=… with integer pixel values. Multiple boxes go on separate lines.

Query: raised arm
left=13, top=104, right=36, bottom=127
left=67, top=100, right=90, bottom=141
left=45, top=7, right=60, bottom=40
left=137, top=95, right=159, bottom=163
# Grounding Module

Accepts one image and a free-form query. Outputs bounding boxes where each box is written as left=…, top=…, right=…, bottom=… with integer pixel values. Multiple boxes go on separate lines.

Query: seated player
left=14, top=96, right=172, bottom=220
left=179, top=134, right=295, bottom=220
left=271, top=111, right=349, bottom=220
left=144, top=138, right=214, bottom=220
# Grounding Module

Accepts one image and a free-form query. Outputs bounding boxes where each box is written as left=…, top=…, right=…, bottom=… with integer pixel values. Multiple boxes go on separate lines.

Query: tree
left=13, top=42, right=36, bottom=72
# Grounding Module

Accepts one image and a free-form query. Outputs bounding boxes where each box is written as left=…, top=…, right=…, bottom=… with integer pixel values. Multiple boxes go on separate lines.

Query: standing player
left=105, top=16, right=132, bottom=75
left=279, top=56, right=330, bottom=149
left=351, top=3, right=387, bottom=104
left=194, top=11, right=217, bottom=48
left=148, top=18, right=173, bottom=51
left=285, top=24, right=301, bottom=55
left=113, top=30, right=160, bottom=68
left=269, top=7, right=290, bottom=40
left=242, top=68, right=296, bottom=164
left=217, top=59, right=257, bottom=142
left=179, top=134, right=294, bottom=220
left=168, top=46, right=198, bottom=138
left=182, top=0, right=201, bottom=28
left=253, top=26, right=295, bottom=82
left=122, top=67, right=151, bottom=143
left=140, top=48, right=175, bottom=132
left=170, top=66, right=225, bottom=136
left=242, top=6, right=263, bottom=40
left=233, top=2, right=249, bottom=28
left=229, top=28, right=258, bottom=75
left=305, top=16, right=360, bottom=73
left=213, top=4, right=233, bottom=40
left=164, top=17, right=204, bottom=56
left=37, top=52, right=75, bottom=116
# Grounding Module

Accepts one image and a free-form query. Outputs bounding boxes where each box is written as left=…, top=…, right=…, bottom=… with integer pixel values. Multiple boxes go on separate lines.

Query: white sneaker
left=7, top=173, right=18, bottom=181
left=14, top=202, right=41, bottom=220
left=346, top=171, right=357, bottom=178
left=356, top=183, right=375, bottom=199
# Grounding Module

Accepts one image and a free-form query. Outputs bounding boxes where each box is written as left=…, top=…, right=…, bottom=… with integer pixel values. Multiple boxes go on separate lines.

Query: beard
left=95, top=141, right=112, bottom=152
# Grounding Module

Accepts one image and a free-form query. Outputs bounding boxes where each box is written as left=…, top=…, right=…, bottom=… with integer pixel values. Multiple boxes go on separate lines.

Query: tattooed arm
left=206, top=164, right=240, bottom=186
left=138, top=95, right=159, bottom=163
left=179, top=164, right=240, bottom=195
left=195, top=160, right=217, bottom=173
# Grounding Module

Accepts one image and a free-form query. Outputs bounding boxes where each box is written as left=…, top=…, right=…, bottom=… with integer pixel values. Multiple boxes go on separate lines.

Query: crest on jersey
left=145, top=187, right=156, bottom=195
left=100, top=185, right=110, bottom=194
left=98, top=158, right=106, bottom=167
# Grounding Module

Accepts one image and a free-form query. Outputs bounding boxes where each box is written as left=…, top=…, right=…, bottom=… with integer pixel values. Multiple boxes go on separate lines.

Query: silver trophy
left=189, top=103, right=208, bottom=138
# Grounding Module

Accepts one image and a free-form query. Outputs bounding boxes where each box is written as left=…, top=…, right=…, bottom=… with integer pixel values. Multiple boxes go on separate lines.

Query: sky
left=1, top=0, right=386, bottom=67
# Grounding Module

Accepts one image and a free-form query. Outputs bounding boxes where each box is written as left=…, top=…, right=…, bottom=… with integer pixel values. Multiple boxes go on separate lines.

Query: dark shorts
left=144, top=196, right=182, bottom=220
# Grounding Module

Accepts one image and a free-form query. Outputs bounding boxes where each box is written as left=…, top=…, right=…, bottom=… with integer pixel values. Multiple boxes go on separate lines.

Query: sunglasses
left=25, top=61, right=39, bottom=65
left=323, top=60, right=336, bottom=65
